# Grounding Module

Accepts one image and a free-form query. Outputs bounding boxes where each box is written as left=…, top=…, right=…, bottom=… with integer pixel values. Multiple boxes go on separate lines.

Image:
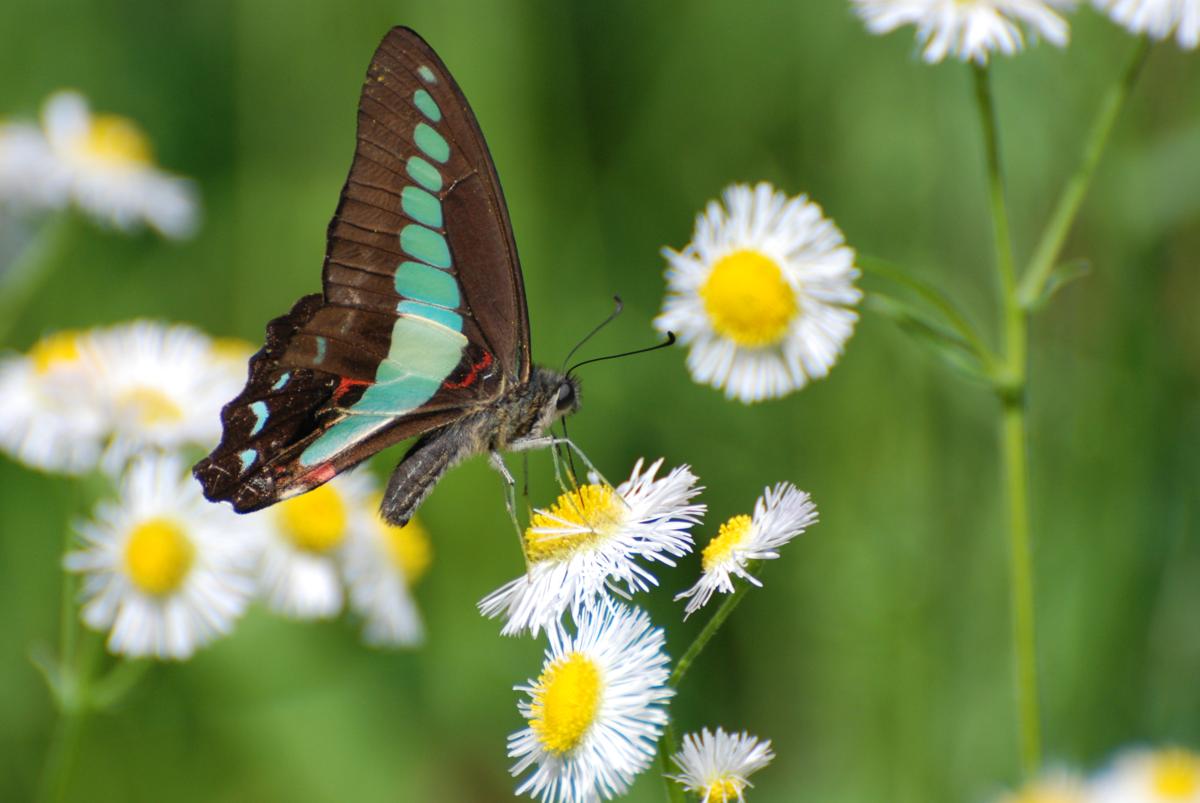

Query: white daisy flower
left=0, top=331, right=106, bottom=474
left=63, top=453, right=260, bottom=660
left=1092, top=746, right=1200, bottom=803
left=256, top=471, right=376, bottom=620
left=478, top=458, right=705, bottom=637
left=655, top=182, right=861, bottom=404
left=343, top=493, right=431, bottom=647
left=80, top=321, right=245, bottom=472
left=1093, top=0, right=1199, bottom=48
left=675, top=482, right=817, bottom=618
left=668, top=727, right=776, bottom=803
left=509, top=604, right=673, bottom=803
left=991, top=769, right=1090, bottom=803
left=0, top=120, right=67, bottom=211
left=851, top=0, right=1075, bottom=64
left=41, top=90, right=197, bottom=238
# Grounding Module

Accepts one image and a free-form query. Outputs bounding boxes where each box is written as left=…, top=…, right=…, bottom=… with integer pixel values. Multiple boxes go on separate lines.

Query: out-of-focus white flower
left=656, top=182, right=860, bottom=403
left=668, top=727, right=776, bottom=803
left=343, top=494, right=430, bottom=647
left=256, top=472, right=376, bottom=620
left=509, top=604, right=673, bottom=803
left=0, top=331, right=106, bottom=474
left=64, top=453, right=260, bottom=660
left=1091, top=747, right=1200, bottom=803
left=852, top=0, right=1076, bottom=64
left=676, top=483, right=817, bottom=617
left=80, top=321, right=245, bottom=472
left=0, top=121, right=67, bottom=210
left=479, top=458, right=704, bottom=637
left=41, top=91, right=197, bottom=238
left=1093, top=0, right=1199, bottom=49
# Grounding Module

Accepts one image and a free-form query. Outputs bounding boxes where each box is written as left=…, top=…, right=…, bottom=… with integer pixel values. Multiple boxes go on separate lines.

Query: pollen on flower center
left=124, top=517, right=194, bottom=594
left=1151, top=750, right=1200, bottom=798
left=703, top=777, right=746, bottom=803
left=699, top=250, right=798, bottom=347
left=530, top=651, right=603, bottom=754
left=120, top=387, right=185, bottom=426
left=29, top=331, right=81, bottom=374
left=702, top=514, right=754, bottom=572
left=524, top=484, right=624, bottom=562
left=80, top=114, right=152, bottom=167
left=279, top=484, right=348, bottom=553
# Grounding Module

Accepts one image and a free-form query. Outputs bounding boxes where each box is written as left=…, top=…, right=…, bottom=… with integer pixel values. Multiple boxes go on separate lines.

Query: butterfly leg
left=489, top=450, right=531, bottom=570
left=510, top=436, right=613, bottom=491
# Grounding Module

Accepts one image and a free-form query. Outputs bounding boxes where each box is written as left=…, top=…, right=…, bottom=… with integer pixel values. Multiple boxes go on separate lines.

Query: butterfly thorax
left=378, top=366, right=580, bottom=526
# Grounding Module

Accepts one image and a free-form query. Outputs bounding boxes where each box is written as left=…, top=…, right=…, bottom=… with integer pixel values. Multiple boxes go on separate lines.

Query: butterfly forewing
left=195, top=27, right=530, bottom=511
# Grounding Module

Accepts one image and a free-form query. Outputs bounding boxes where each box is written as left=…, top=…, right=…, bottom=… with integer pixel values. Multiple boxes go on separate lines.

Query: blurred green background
left=2, top=1, right=1198, bottom=801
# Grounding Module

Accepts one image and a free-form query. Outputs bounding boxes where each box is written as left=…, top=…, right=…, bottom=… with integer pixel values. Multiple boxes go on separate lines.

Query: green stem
left=659, top=580, right=756, bottom=802
left=0, top=213, right=75, bottom=346
left=858, top=253, right=994, bottom=366
left=37, top=709, right=86, bottom=803
left=973, top=64, right=1041, bottom=778
left=1017, top=38, right=1151, bottom=309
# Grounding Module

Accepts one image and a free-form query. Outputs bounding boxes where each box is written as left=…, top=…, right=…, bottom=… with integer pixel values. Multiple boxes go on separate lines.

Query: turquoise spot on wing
left=271, top=372, right=290, bottom=391
left=314, top=336, right=328, bottom=365
left=418, top=65, right=437, bottom=83
left=395, top=261, right=459, bottom=308
left=414, top=123, right=449, bottom=164
left=238, top=449, right=257, bottom=473
left=400, top=225, right=451, bottom=269
left=379, top=315, right=466, bottom=381
left=397, top=301, right=462, bottom=331
left=413, top=89, right=442, bottom=122
left=401, top=186, right=442, bottom=228
left=352, top=375, right=443, bottom=415
left=299, top=416, right=391, bottom=467
left=406, top=156, right=442, bottom=192
left=250, top=401, right=268, bottom=436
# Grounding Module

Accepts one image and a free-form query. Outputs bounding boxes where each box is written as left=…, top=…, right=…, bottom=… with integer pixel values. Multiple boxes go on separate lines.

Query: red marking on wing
left=298, top=463, right=337, bottom=486
left=444, top=350, right=493, bottom=389
left=332, top=376, right=372, bottom=403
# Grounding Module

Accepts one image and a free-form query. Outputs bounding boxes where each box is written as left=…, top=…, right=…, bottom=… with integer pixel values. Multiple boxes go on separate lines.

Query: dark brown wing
left=194, top=27, right=529, bottom=512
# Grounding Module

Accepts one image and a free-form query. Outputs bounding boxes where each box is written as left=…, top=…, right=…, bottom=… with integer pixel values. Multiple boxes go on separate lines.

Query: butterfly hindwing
left=195, top=27, right=529, bottom=511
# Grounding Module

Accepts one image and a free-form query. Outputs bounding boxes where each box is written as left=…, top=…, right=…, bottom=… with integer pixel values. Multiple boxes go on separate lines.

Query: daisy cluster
left=474, top=455, right=818, bottom=802
left=993, top=747, right=1200, bottom=803
left=0, top=90, right=197, bottom=237
left=848, top=0, right=1197, bottom=64
left=1, top=321, right=430, bottom=660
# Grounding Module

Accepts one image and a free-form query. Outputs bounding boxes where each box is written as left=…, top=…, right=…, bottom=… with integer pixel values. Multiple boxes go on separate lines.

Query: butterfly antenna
left=560, top=296, right=624, bottom=374
left=566, top=331, right=676, bottom=377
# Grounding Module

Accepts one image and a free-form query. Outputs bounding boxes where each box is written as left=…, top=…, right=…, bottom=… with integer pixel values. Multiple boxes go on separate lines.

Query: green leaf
left=866, top=293, right=990, bottom=383
left=1024, top=259, right=1091, bottom=311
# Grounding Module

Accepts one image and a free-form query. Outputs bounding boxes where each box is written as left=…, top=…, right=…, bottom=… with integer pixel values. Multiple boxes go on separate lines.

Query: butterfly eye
left=555, top=381, right=575, bottom=412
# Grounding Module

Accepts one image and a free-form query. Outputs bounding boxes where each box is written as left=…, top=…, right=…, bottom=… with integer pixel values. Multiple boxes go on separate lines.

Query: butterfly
left=194, top=27, right=580, bottom=526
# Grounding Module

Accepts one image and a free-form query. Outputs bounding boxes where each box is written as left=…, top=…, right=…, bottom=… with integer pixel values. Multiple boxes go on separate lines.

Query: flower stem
left=659, top=578, right=756, bottom=802
left=0, top=213, right=75, bottom=346
left=1017, top=38, right=1151, bottom=309
left=972, top=64, right=1040, bottom=778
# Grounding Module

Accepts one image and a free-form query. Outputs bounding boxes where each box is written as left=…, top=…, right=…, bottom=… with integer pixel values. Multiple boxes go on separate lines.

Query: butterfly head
left=517, top=366, right=581, bottom=442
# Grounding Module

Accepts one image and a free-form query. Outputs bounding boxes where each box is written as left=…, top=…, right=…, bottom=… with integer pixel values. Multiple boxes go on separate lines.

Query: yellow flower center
left=29, top=331, right=81, bottom=374
left=124, top=517, right=194, bottom=594
left=529, top=651, right=603, bottom=754
left=370, top=496, right=433, bottom=584
left=524, top=484, right=624, bottom=563
left=119, top=387, right=185, bottom=426
left=701, top=514, right=754, bottom=572
left=699, top=250, right=798, bottom=347
left=702, top=778, right=746, bottom=803
left=79, top=114, right=152, bottom=167
left=1151, top=749, right=1200, bottom=799
left=278, top=484, right=348, bottom=553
